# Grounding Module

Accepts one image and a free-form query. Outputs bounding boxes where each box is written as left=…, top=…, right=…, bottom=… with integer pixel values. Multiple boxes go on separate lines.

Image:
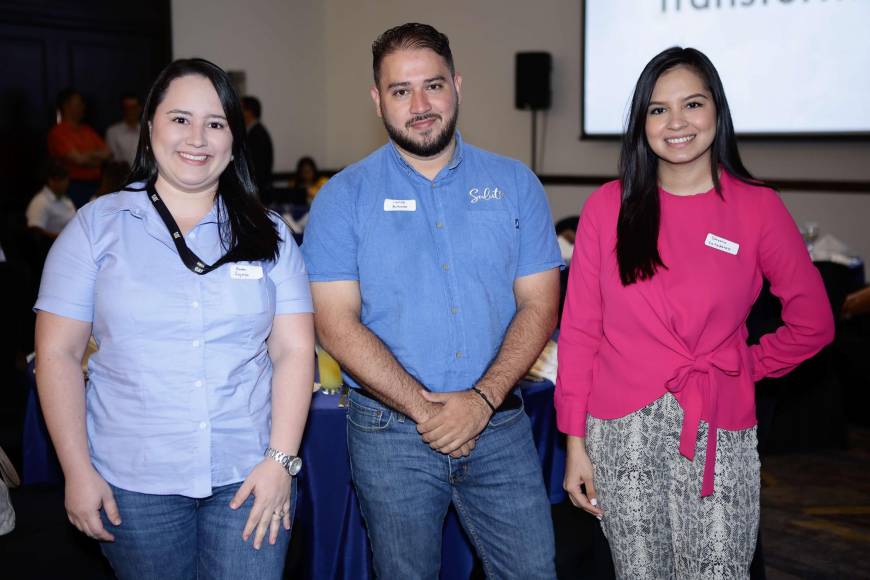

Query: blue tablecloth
left=292, top=380, right=565, bottom=580
left=22, top=360, right=62, bottom=485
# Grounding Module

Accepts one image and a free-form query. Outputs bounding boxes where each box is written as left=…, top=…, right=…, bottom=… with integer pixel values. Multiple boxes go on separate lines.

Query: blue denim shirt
left=35, top=188, right=313, bottom=497
left=302, top=133, right=562, bottom=392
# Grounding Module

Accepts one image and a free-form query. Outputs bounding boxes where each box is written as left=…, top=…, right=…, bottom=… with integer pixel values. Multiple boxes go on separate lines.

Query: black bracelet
left=471, top=386, right=497, bottom=414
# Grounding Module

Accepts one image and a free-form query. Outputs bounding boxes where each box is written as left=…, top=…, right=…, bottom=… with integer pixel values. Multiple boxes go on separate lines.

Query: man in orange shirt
left=47, top=89, right=111, bottom=208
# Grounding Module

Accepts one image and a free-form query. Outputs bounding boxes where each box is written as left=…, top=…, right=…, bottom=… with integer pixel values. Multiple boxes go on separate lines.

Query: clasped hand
left=416, top=389, right=492, bottom=458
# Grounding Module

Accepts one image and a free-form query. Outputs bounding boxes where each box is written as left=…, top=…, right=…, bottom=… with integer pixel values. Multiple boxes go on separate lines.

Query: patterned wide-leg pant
left=586, top=394, right=760, bottom=580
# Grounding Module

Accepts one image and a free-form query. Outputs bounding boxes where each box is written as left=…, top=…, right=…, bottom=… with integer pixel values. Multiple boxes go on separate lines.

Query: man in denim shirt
left=302, top=23, right=560, bottom=579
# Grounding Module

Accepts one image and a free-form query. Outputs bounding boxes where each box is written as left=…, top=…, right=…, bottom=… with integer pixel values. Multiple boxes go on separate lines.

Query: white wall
left=172, top=0, right=870, bottom=278
left=171, top=0, right=326, bottom=173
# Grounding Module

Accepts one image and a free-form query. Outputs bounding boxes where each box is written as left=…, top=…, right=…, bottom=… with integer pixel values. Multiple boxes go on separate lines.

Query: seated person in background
left=555, top=216, right=578, bottom=265
left=47, top=88, right=111, bottom=208
left=554, top=216, right=578, bottom=320
left=843, top=286, right=870, bottom=319
left=289, top=156, right=328, bottom=204
left=26, top=161, right=75, bottom=240
left=105, top=93, right=142, bottom=166
left=92, top=160, right=131, bottom=201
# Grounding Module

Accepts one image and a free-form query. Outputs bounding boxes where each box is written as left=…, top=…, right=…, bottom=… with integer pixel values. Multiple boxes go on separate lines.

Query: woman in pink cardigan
left=555, top=47, right=834, bottom=578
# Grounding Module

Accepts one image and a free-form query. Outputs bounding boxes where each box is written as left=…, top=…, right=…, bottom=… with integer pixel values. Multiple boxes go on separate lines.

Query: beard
left=382, top=105, right=459, bottom=158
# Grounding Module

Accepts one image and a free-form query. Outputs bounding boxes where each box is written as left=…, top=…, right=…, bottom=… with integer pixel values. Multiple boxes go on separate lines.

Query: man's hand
left=416, top=390, right=491, bottom=456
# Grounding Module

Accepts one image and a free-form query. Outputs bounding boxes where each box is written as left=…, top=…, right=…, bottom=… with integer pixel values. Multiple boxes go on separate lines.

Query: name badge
left=384, top=199, right=416, bottom=212
left=230, top=264, right=264, bottom=280
left=705, top=233, right=739, bottom=255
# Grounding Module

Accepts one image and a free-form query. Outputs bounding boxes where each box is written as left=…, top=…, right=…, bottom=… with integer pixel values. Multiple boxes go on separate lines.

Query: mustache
left=405, top=113, right=441, bottom=128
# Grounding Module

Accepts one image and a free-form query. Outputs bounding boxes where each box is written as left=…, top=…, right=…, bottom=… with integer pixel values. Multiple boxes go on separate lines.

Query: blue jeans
left=347, top=389, right=556, bottom=579
left=99, top=480, right=295, bottom=580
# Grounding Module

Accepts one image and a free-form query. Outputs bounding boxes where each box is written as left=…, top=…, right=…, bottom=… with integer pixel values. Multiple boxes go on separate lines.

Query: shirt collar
left=99, top=182, right=222, bottom=225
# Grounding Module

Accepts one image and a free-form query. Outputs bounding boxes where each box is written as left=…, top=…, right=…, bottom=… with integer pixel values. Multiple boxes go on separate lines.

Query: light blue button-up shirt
left=35, top=187, right=313, bottom=497
left=302, top=133, right=562, bottom=392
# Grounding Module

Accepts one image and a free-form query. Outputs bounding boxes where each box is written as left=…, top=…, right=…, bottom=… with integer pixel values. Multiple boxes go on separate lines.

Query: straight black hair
left=372, top=23, right=454, bottom=87
left=616, top=46, right=760, bottom=285
left=128, top=58, right=280, bottom=263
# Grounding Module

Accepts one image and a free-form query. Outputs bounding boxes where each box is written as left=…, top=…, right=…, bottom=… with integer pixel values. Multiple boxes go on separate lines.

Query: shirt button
left=194, top=380, right=203, bottom=388
left=442, top=264, right=449, bottom=271
left=192, top=301, right=200, bottom=309
left=451, top=307, right=459, bottom=315
left=455, top=351, right=463, bottom=359
left=189, top=232, right=197, bottom=239
left=198, top=421, right=207, bottom=430
left=435, top=222, right=444, bottom=229
left=192, top=340, right=200, bottom=348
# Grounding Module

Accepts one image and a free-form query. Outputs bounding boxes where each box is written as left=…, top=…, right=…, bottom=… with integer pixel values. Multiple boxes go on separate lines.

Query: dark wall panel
left=0, top=0, right=171, bottom=207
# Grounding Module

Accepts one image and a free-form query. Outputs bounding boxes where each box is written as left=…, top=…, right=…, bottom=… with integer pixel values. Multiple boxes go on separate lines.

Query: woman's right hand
left=64, top=467, right=121, bottom=541
left=564, top=435, right=603, bottom=519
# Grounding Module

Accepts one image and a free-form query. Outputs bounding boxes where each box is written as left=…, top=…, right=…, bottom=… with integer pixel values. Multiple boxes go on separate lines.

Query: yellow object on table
left=316, top=346, right=343, bottom=394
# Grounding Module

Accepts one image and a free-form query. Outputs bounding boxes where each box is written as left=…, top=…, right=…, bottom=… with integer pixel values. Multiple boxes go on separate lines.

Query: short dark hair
left=241, top=95, right=262, bottom=119
left=44, top=160, right=69, bottom=182
left=555, top=216, right=579, bottom=236
left=128, top=58, right=280, bottom=263
left=616, top=47, right=759, bottom=285
left=120, top=92, right=140, bottom=104
left=295, top=156, right=318, bottom=177
left=372, top=23, right=454, bottom=86
left=56, top=88, right=80, bottom=112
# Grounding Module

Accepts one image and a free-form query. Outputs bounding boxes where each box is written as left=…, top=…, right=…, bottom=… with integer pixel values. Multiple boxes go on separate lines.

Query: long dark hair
left=616, top=47, right=759, bottom=285
left=128, top=58, right=280, bottom=262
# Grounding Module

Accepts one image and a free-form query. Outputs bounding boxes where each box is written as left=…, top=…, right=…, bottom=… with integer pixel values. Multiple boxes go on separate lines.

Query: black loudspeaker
left=515, top=52, right=552, bottom=111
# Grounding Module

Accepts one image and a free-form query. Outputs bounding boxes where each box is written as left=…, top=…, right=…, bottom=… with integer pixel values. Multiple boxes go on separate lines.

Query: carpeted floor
left=759, top=428, right=870, bottom=579
left=1, top=374, right=868, bottom=580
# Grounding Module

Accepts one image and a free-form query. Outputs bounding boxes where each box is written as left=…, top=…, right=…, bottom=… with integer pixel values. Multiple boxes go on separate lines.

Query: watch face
left=288, top=456, right=302, bottom=476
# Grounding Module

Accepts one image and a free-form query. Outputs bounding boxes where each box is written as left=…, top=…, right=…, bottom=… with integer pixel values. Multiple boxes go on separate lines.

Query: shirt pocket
left=467, top=210, right=517, bottom=270
left=221, top=276, right=268, bottom=314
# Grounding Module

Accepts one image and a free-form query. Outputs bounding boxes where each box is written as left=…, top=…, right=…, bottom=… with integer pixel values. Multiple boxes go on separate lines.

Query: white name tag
left=384, top=199, right=416, bottom=212
left=230, top=264, right=264, bottom=280
left=705, top=233, right=739, bottom=255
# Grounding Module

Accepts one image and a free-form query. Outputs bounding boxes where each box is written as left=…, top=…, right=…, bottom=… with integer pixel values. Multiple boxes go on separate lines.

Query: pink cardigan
left=555, top=172, right=834, bottom=495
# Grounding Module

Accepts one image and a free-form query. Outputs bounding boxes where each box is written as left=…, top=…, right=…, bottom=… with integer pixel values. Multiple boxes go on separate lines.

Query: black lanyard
left=146, top=182, right=230, bottom=275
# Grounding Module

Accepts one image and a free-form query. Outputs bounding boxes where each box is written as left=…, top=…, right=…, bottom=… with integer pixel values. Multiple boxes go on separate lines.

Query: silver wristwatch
left=264, top=447, right=302, bottom=477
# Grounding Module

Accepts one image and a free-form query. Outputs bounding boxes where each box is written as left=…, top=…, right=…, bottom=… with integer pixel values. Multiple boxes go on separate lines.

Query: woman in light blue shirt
left=34, top=58, right=314, bottom=579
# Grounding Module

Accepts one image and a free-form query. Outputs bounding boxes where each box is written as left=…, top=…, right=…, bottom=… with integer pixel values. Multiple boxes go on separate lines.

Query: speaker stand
left=531, top=109, right=538, bottom=174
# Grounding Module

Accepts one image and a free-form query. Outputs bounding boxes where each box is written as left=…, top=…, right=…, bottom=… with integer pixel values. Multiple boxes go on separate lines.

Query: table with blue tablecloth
left=290, top=379, right=565, bottom=580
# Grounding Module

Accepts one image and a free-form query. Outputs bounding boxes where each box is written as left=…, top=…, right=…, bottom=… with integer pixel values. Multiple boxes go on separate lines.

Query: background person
left=25, top=161, right=75, bottom=240
left=289, top=156, right=328, bottom=205
left=105, top=93, right=142, bottom=166
left=556, top=47, right=834, bottom=578
left=241, top=95, right=274, bottom=198
left=47, top=89, right=111, bottom=208
left=34, top=58, right=314, bottom=580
